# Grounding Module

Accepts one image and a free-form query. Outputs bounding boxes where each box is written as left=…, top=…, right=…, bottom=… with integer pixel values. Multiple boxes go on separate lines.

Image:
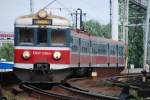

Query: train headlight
left=53, top=51, right=61, bottom=60
left=22, top=51, right=31, bottom=60
left=38, top=10, right=47, bottom=18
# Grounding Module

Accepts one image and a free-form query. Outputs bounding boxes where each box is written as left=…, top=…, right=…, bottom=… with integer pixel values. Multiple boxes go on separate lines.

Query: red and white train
left=14, top=10, right=125, bottom=81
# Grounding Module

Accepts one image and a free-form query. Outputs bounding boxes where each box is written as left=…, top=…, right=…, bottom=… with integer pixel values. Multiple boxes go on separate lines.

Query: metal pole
left=125, top=0, right=129, bottom=45
left=111, top=0, right=119, bottom=41
left=30, top=0, right=34, bottom=14
left=110, top=0, right=112, bottom=35
left=144, top=0, right=150, bottom=70
left=125, top=0, right=129, bottom=70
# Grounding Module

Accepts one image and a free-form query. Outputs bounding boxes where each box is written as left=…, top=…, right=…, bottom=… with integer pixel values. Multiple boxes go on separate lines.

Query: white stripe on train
left=14, top=63, right=124, bottom=70
left=14, top=63, right=70, bottom=70
left=14, top=46, right=70, bottom=50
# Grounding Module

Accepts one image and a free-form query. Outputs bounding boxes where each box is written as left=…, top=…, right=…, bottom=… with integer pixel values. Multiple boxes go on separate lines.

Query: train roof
left=15, top=10, right=70, bottom=27
left=71, top=30, right=125, bottom=45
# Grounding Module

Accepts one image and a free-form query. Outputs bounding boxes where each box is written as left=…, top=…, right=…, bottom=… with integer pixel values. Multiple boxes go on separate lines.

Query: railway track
left=107, top=73, right=150, bottom=98
left=20, top=82, right=120, bottom=100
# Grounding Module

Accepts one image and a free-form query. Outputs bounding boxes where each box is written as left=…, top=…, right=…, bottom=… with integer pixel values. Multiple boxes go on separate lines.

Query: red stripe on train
left=14, top=49, right=70, bottom=64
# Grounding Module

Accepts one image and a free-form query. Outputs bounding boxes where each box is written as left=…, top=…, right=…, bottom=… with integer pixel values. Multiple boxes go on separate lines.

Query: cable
left=56, top=0, right=74, bottom=13
left=79, top=0, right=109, bottom=23
left=42, top=0, right=57, bottom=10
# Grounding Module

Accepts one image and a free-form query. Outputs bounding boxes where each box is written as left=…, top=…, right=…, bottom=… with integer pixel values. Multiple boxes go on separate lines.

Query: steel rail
left=21, top=82, right=120, bottom=100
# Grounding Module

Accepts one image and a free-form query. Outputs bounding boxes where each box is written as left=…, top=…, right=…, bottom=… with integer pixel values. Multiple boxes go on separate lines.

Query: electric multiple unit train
left=14, top=10, right=125, bottom=81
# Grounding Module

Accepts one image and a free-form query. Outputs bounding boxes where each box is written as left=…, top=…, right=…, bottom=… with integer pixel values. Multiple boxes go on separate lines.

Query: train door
left=116, top=45, right=119, bottom=67
left=91, top=42, right=97, bottom=67
left=107, top=43, right=110, bottom=67
left=70, top=37, right=79, bottom=67
left=89, top=41, right=92, bottom=67
left=109, top=44, right=116, bottom=67
left=109, top=44, right=112, bottom=67
left=78, top=38, right=81, bottom=67
left=91, top=42, right=93, bottom=67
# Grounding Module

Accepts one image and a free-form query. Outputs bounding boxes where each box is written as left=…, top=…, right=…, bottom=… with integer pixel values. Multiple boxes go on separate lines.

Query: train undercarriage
left=14, top=65, right=124, bottom=82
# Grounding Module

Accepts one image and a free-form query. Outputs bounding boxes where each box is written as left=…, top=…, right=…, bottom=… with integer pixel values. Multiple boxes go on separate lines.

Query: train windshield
left=15, top=27, right=70, bottom=47
left=19, top=28, right=34, bottom=45
left=51, top=29, right=67, bottom=46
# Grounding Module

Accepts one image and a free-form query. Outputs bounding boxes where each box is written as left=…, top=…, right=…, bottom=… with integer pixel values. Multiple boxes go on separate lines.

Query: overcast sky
left=0, top=0, right=110, bottom=32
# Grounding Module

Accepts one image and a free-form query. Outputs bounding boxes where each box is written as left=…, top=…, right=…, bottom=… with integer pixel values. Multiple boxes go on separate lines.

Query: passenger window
left=98, top=44, right=107, bottom=55
left=19, top=28, right=34, bottom=45
left=92, top=43, right=97, bottom=54
left=37, top=29, right=47, bottom=46
left=110, top=45, right=116, bottom=56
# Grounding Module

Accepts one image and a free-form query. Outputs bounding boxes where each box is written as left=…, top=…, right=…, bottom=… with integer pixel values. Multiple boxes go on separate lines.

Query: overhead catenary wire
left=55, top=0, right=74, bottom=13
left=81, top=0, right=103, bottom=13
left=39, top=0, right=108, bottom=28
left=42, top=0, right=57, bottom=10
left=40, top=0, right=78, bottom=27
left=79, top=0, right=110, bottom=24
left=40, top=0, right=101, bottom=22
left=41, top=0, right=75, bottom=13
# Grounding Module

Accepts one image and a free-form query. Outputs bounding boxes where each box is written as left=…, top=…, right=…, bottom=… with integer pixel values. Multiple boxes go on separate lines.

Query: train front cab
left=14, top=27, right=71, bottom=81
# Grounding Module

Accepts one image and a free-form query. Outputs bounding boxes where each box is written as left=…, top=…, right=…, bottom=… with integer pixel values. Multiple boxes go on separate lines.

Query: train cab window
left=19, top=28, right=34, bottom=45
left=37, top=29, right=47, bottom=46
left=51, top=29, right=66, bottom=46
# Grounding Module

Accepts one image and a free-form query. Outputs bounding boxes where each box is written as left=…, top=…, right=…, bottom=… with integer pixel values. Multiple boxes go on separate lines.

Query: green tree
left=127, top=8, right=144, bottom=67
left=85, top=20, right=111, bottom=38
left=101, top=24, right=111, bottom=38
left=128, top=26, right=144, bottom=67
left=0, top=43, right=14, bottom=61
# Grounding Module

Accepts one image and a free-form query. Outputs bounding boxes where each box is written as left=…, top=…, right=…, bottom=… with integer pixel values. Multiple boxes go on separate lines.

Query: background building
left=0, top=31, right=14, bottom=47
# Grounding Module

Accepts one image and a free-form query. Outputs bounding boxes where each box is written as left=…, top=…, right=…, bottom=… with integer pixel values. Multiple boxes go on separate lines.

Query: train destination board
left=33, top=19, right=52, bottom=25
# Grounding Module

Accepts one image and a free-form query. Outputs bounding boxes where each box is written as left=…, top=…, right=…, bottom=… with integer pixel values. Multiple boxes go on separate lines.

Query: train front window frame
left=18, top=28, right=34, bottom=46
left=15, top=27, right=70, bottom=47
left=37, top=28, right=48, bottom=46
